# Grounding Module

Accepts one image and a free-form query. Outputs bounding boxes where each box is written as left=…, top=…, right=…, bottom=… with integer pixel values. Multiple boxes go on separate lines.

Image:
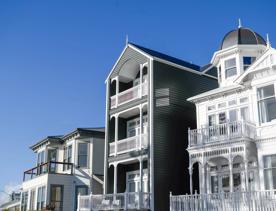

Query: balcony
left=170, top=190, right=276, bottom=211
left=109, top=134, right=148, bottom=156
left=78, top=192, right=151, bottom=211
left=23, top=161, right=73, bottom=182
left=110, top=82, right=148, bottom=109
left=188, top=121, right=256, bottom=147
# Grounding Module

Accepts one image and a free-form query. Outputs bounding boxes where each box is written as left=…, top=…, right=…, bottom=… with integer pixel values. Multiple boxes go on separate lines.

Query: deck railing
left=188, top=121, right=256, bottom=147
left=109, top=134, right=148, bottom=156
left=170, top=190, right=276, bottom=211
left=110, top=82, right=148, bottom=109
left=78, top=192, right=151, bottom=211
left=23, top=161, right=73, bottom=181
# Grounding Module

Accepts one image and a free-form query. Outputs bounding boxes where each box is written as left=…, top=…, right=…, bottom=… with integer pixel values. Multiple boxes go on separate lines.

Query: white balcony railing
left=188, top=121, right=256, bottom=147
left=170, top=190, right=276, bottom=211
left=78, top=192, right=151, bottom=211
left=110, top=82, right=148, bottom=109
left=109, top=134, right=148, bottom=156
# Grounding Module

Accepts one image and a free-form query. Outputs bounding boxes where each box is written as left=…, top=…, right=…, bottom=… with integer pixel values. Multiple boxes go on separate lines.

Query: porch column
left=139, top=157, right=143, bottom=209
left=139, top=105, right=143, bottom=150
left=139, top=64, right=143, bottom=97
left=189, top=166, right=193, bottom=194
left=229, top=160, right=233, bottom=192
left=206, top=165, right=210, bottom=194
left=115, top=76, right=119, bottom=107
left=114, top=163, right=118, bottom=194
left=245, top=160, right=249, bottom=191
left=115, top=115, right=119, bottom=156
left=201, top=164, right=206, bottom=194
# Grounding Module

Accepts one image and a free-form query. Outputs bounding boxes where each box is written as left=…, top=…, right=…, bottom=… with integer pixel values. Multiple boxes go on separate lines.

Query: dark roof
left=220, top=27, right=266, bottom=50
left=200, top=63, right=218, bottom=77
left=129, top=43, right=200, bottom=71
left=30, top=127, right=105, bottom=151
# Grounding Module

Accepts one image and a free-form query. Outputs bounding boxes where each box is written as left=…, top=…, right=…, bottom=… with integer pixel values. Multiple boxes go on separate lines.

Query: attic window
left=225, top=58, right=237, bottom=78
left=243, top=57, right=256, bottom=71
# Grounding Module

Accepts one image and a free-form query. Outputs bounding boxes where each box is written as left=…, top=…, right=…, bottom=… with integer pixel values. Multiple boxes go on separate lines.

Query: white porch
left=78, top=192, right=151, bottom=211
left=170, top=190, right=276, bottom=211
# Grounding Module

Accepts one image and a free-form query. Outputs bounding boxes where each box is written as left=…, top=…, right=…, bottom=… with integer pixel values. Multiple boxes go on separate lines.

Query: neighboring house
left=20, top=128, right=105, bottom=211
left=0, top=192, right=21, bottom=211
left=78, top=43, right=217, bottom=211
left=171, top=25, right=276, bottom=210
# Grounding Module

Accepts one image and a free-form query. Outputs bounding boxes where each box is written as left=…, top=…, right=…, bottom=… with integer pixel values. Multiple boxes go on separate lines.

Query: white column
left=139, top=158, right=143, bottom=209
left=114, top=164, right=118, bottom=194
left=115, top=76, right=119, bottom=107
left=189, top=166, right=193, bottom=194
left=229, top=160, right=233, bottom=192
left=245, top=160, right=249, bottom=191
left=139, top=106, right=143, bottom=150
left=139, top=65, right=143, bottom=97
left=206, top=165, right=210, bottom=194
left=201, top=164, right=206, bottom=194
left=115, top=115, right=119, bottom=156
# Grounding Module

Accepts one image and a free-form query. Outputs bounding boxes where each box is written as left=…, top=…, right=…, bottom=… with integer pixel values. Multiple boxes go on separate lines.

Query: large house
left=170, top=25, right=276, bottom=210
left=20, top=128, right=105, bottom=211
left=78, top=43, right=217, bottom=211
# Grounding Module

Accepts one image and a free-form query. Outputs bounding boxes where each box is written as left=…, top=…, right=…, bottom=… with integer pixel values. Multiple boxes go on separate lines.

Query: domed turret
left=220, top=27, right=266, bottom=50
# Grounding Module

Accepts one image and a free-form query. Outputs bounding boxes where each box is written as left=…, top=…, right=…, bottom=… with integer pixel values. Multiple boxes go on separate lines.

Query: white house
left=20, top=128, right=105, bottom=211
left=170, top=24, right=276, bottom=210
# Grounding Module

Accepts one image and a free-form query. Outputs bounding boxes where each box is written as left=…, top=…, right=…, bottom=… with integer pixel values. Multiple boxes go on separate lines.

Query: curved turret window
left=225, top=58, right=237, bottom=78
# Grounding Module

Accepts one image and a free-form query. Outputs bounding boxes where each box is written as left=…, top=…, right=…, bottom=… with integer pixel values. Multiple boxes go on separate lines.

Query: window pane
left=229, top=110, right=237, bottom=122
left=78, top=156, right=87, bottom=167
left=78, top=143, right=88, bottom=155
left=226, top=67, right=237, bottom=78
left=241, top=107, right=249, bottom=121
left=208, top=115, right=216, bottom=126
left=225, top=58, right=236, bottom=68
left=240, top=97, right=248, bottom=104
left=258, top=85, right=275, bottom=100
left=258, top=97, right=276, bottom=123
left=211, top=176, right=218, bottom=193
left=219, top=112, right=226, bottom=124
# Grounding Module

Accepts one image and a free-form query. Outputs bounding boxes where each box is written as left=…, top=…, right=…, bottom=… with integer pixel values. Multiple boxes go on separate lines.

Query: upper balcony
left=188, top=121, right=256, bottom=147
left=109, top=63, right=148, bottom=109
left=23, top=161, right=73, bottom=182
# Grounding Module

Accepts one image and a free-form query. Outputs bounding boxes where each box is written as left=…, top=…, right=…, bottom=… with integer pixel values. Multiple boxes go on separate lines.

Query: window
left=225, top=58, right=237, bottom=78
left=233, top=173, right=241, bottom=191
left=257, top=85, right=276, bottom=123
left=37, top=186, right=46, bottom=210
left=229, top=109, right=237, bottom=122
left=218, top=66, right=222, bottom=82
left=208, top=105, right=216, bottom=111
left=30, top=189, right=36, bottom=211
left=264, top=155, right=276, bottom=190
left=228, top=100, right=237, bottom=106
left=50, top=185, right=64, bottom=211
left=78, top=143, right=88, bottom=168
left=219, top=112, right=226, bottom=124
left=241, top=107, right=249, bottom=121
left=208, top=115, right=216, bottom=126
left=37, top=151, right=45, bottom=165
left=63, top=145, right=72, bottom=171
left=21, top=192, right=28, bottom=211
left=218, top=102, right=226, bottom=109
left=222, top=175, right=230, bottom=192
left=243, top=57, right=256, bottom=70
left=240, top=97, right=248, bottom=104
left=211, top=176, right=218, bottom=193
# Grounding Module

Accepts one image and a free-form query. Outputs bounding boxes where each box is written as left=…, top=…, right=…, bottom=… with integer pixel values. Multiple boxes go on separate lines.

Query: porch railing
left=170, top=190, right=276, bottom=211
left=23, top=161, right=73, bottom=182
left=78, top=192, right=151, bottom=211
left=109, top=134, right=148, bottom=156
left=188, top=121, right=256, bottom=147
left=110, top=82, right=148, bottom=109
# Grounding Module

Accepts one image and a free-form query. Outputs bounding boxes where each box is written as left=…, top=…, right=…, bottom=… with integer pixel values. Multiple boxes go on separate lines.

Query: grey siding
left=152, top=61, right=218, bottom=211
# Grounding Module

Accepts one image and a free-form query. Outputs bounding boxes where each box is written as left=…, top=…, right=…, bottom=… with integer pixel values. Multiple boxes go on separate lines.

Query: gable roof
left=129, top=43, right=200, bottom=70
left=106, top=43, right=217, bottom=82
left=30, top=127, right=105, bottom=151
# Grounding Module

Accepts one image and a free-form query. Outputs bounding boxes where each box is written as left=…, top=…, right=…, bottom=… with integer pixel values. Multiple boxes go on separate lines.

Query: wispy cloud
left=0, top=183, right=21, bottom=205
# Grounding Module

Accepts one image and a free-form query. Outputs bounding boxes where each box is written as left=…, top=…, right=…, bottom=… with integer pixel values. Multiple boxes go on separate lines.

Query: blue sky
left=0, top=0, right=275, bottom=194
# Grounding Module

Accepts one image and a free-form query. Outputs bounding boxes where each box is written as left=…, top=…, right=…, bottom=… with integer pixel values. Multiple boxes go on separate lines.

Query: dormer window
left=225, top=58, right=237, bottom=78
left=243, top=57, right=256, bottom=71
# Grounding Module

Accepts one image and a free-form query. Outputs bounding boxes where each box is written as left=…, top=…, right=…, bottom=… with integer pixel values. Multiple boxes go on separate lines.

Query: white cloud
left=0, top=183, right=21, bottom=206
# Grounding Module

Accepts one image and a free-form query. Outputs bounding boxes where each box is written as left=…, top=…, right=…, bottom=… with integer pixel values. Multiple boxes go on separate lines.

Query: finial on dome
left=238, top=18, right=242, bottom=28
left=266, top=33, right=271, bottom=48
left=125, top=34, right=129, bottom=45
